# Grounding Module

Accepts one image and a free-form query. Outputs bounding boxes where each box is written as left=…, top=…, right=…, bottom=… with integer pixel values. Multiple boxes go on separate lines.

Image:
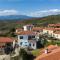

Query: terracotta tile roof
left=48, top=24, right=60, bottom=26
left=35, top=45, right=60, bottom=60
left=55, top=28, right=60, bottom=30
left=48, top=24, right=55, bottom=26
left=0, top=37, right=13, bottom=43
left=16, top=31, right=36, bottom=35
left=45, top=45, right=58, bottom=51
left=54, top=31, right=60, bottom=34
left=43, top=28, right=60, bottom=31
left=32, top=27, right=43, bottom=31
left=40, top=45, right=58, bottom=54
left=43, top=28, right=55, bottom=31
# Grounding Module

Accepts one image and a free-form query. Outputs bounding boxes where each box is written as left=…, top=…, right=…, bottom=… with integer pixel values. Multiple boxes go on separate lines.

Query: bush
left=19, top=49, right=35, bottom=60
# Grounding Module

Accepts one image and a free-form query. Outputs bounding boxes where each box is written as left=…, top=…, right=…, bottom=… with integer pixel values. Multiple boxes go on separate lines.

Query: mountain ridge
left=0, top=15, right=32, bottom=20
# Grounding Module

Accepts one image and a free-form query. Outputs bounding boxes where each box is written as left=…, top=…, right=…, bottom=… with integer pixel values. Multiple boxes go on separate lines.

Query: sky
left=0, top=0, right=60, bottom=17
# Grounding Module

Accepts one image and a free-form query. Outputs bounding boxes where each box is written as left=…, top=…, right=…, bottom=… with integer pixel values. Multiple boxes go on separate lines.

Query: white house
left=17, top=31, right=37, bottom=49
left=43, top=27, right=60, bottom=39
left=43, top=28, right=55, bottom=37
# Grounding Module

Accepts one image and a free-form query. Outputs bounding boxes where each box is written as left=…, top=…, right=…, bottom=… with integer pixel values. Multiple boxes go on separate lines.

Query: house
left=43, top=27, right=60, bottom=38
left=16, top=31, right=37, bottom=49
left=35, top=45, right=60, bottom=60
left=0, top=37, right=14, bottom=47
left=43, top=28, right=55, bottom=37
left=0, top=37, right=15, bottom=54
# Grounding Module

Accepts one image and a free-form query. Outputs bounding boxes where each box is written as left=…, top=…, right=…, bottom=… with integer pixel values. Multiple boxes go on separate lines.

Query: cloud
left=0, top=9, right=60, bottom=17
left=27, top=9, right=60, bottom=17
left=0, top=9, right=19, bottom=16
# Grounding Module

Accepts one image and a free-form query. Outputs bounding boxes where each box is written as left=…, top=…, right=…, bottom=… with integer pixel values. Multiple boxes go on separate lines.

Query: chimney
left=45, top=48, right=48, bottom=54
left=23, top=25, right=33, bottom=31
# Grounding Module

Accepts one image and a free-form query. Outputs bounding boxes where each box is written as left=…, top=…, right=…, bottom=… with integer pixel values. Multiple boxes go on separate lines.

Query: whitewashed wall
left=53, top=33, right=60, bottom=39
left=18, top=35, right=29, bottom=47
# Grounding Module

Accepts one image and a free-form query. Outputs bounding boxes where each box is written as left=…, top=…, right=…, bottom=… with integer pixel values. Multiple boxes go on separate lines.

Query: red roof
left=54, top=31, right=60, bottom=34
left=44, top=28, right=55, bottom=31
left=55, top=28, right=60, bottom=30
left=0, top=37, right=13, bottom=43
left=48, top=24, right=60, bottom=27
left=43, top=28, right=60, bottom=31
left=32, top=27, right=43, bottom=31
left=35, top=45, right=60, bottom=60
left=16, top=31, right=36, bottom=35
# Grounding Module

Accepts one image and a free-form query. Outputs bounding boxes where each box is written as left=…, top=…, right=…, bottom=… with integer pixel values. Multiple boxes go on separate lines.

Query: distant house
left=43, top=27, right=60, bottom=38
left=43, top=28, right=54, bottom=37
left=17, top=31, right=37, bottom=49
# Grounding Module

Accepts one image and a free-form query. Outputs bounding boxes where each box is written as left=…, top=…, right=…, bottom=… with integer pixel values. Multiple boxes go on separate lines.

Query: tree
left=19, top=49, right=35, bottom=60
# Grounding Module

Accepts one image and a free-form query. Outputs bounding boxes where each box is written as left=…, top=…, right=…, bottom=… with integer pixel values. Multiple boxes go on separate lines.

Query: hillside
left=19, top=15, right=60, bottom=25
left=0, top=14, right=60, bottom=37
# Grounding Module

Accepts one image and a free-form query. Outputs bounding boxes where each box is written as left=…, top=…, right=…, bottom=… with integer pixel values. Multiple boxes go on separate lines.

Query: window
left=28, top=36, right=31, bottom=40
left=25, top=45, right=27, bottom=46
left=29, top=43, right=31, bottom=46
left=47, top=31, right=48, bottom=34
left=25, top=42, right=27, bottom=43
left=53, top=34, right=55, bottom=37
left=20, top=36, right=23, bottom=39
left=37, top=30, right=39, bottom=32
left=33, top=44, right=35, bottom=46
left=32, top=36, right=35, bottom=38
left=57, top=35, right=58, bottom=37
left=20, top=42, right=23, bottom=45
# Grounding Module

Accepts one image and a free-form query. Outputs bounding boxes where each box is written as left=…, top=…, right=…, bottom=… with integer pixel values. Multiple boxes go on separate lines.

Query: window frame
left=20, top=42, right=23, bottom=45
left=20, top=36, right=23, bottom=39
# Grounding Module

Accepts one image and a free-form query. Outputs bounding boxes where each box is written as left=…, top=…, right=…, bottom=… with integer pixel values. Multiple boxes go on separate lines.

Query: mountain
left=0, top=15, right=32, bottom=20
left=17, top=14, right=60, bottom=25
